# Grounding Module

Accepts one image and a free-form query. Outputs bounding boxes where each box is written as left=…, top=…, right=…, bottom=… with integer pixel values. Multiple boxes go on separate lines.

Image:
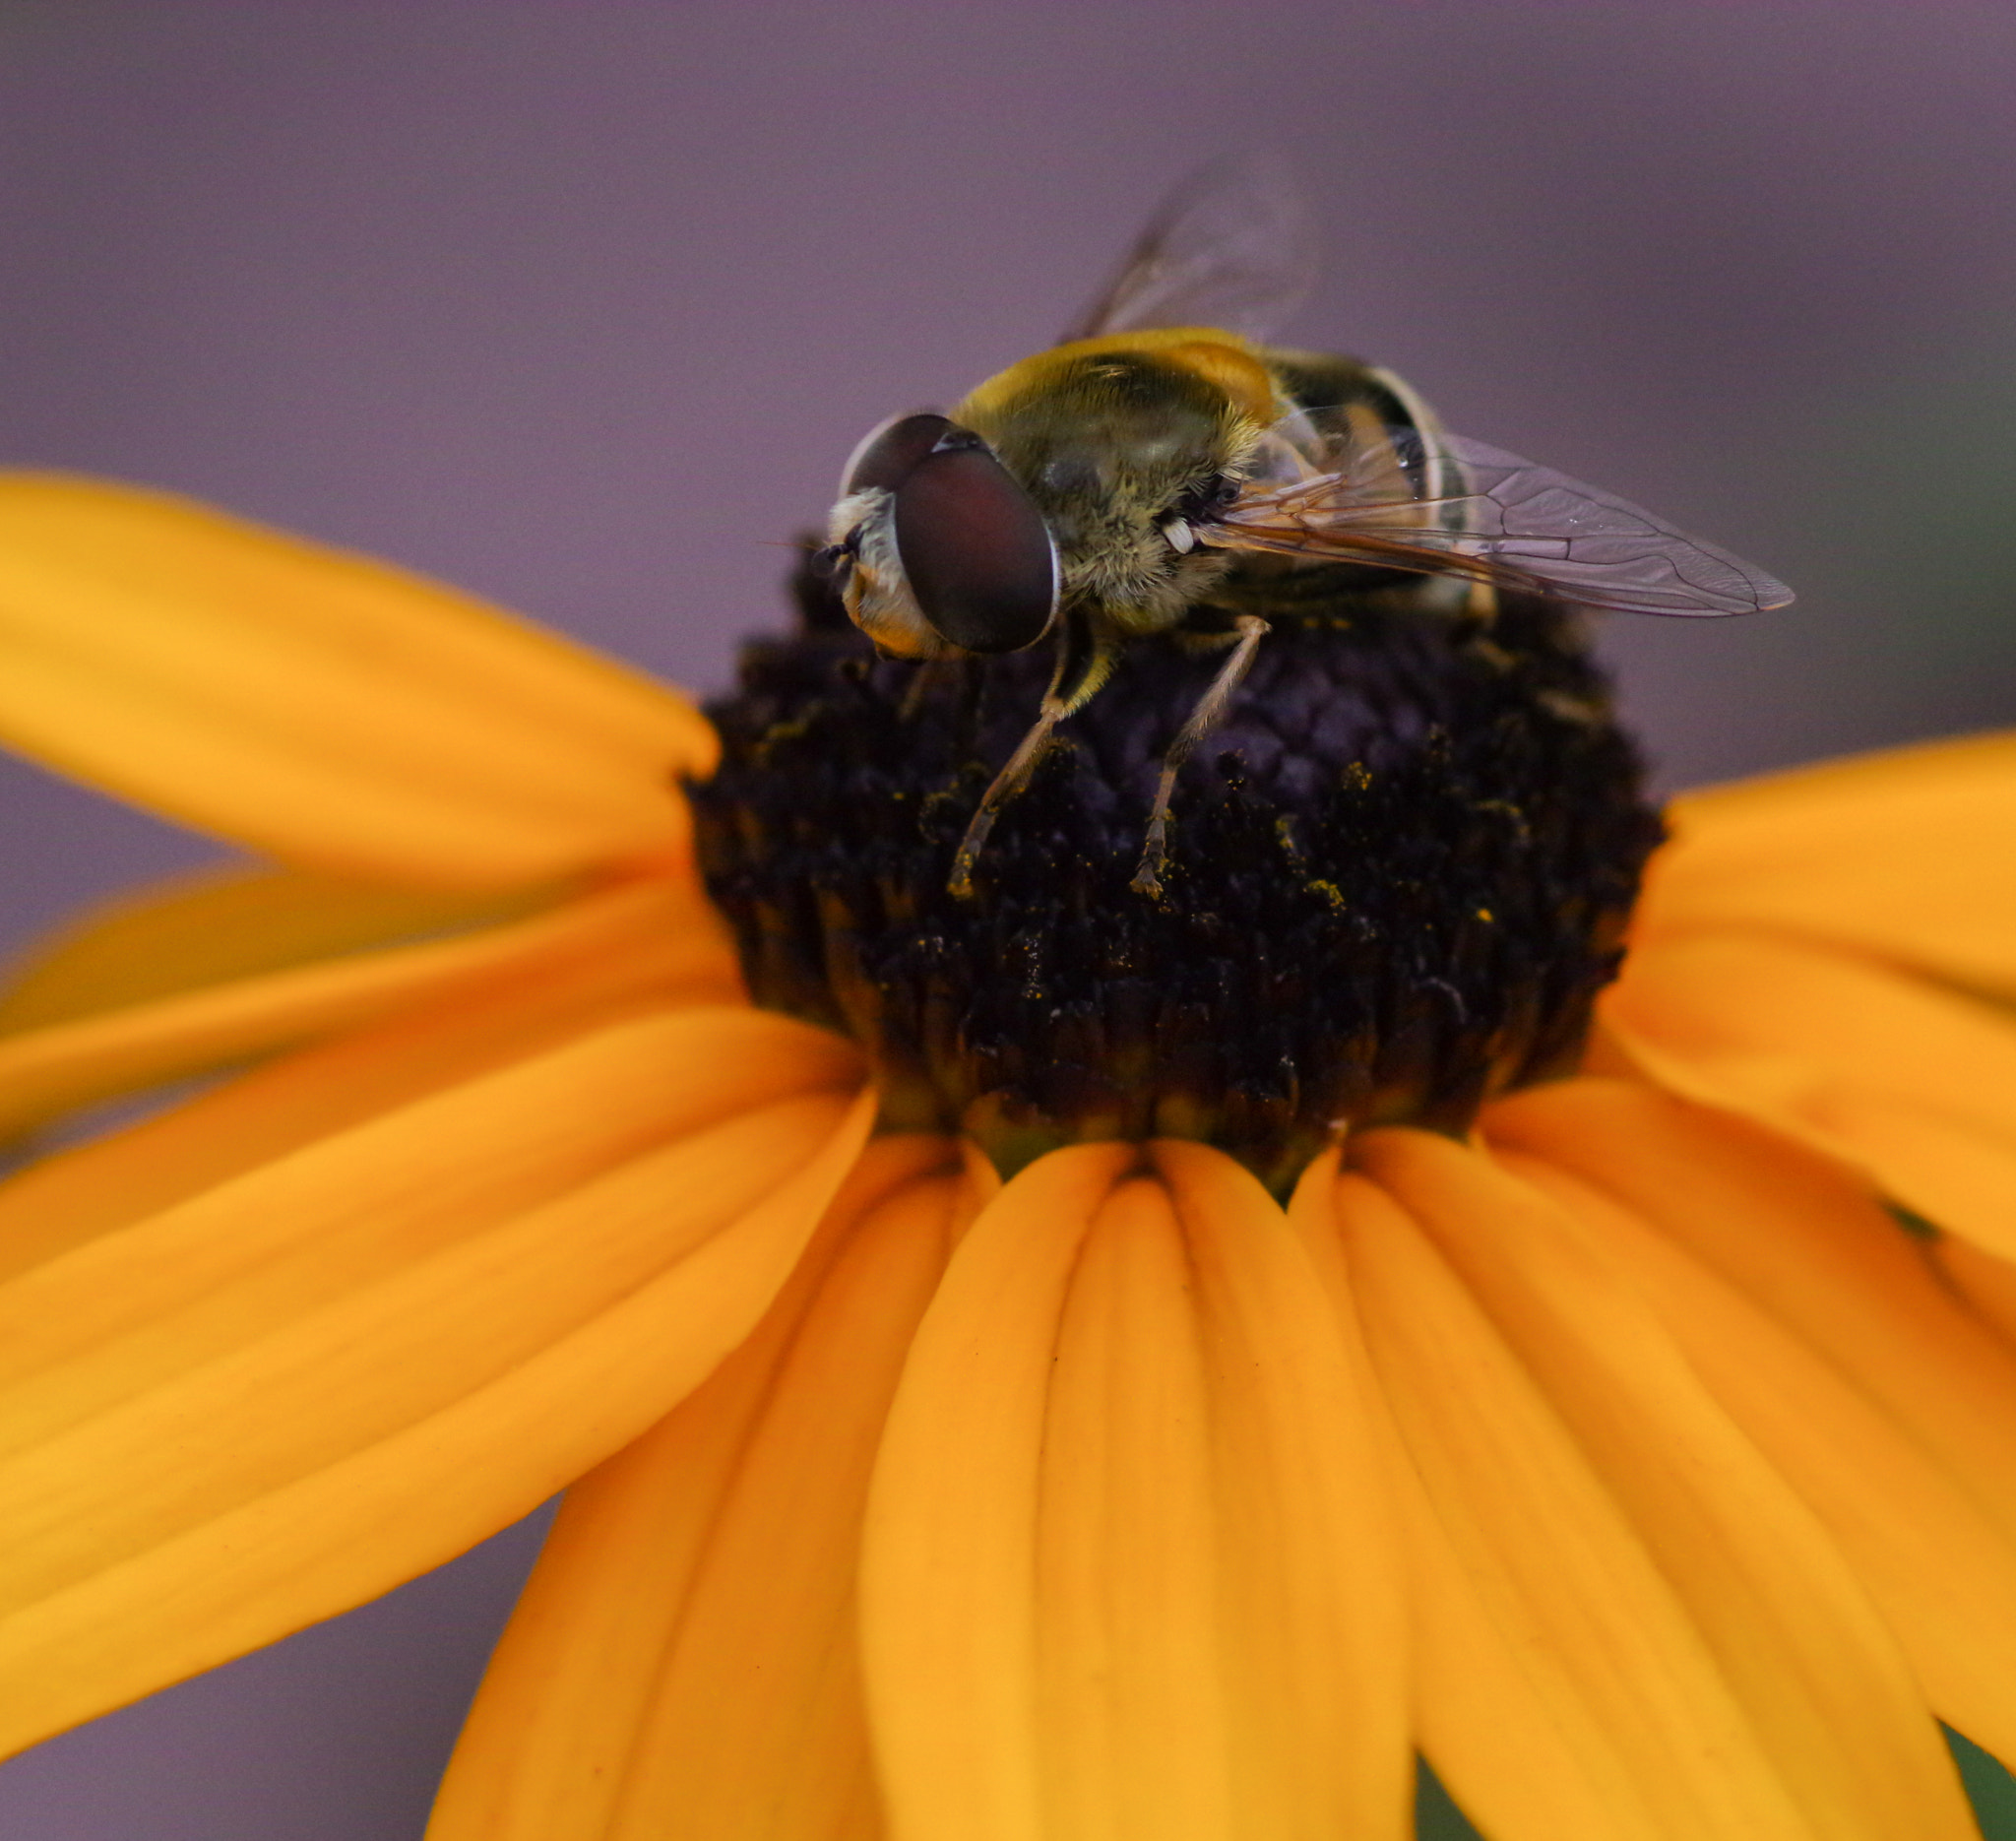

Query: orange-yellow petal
left=0, top=894, right=736, bottom=1282
left=0, top=863, right=552, bottom=1038
left=859, top=1141, right=1409, bottom=1841
left=1148, top=1142, right=1407, bottom=1840
left=1506, top=1144, right=2016, bottom=1764
left=1486, top=1080, right=2016, bottom=1552
left=1311, top=1166, right=1804, bottom=1841
left=0, top=1008, right=871, bottom=1757
left=430, top=1135, right=974, bottom=1841
left=1284, top=1154, right=1622, bottom=1841
left=1643, top=731, right=2016, bottom=993
left=1354, top=1128, right=1976, bottom=1841
left=1932, top=1236, right=2016, bottom=1348
left=0, top=872, right=741, bottom=1143
left=1606, top=930, right=2016, bottom=1257
left=859, top=1143, right=1128, bottom=1841
left=0, top=474, right=714, bottom=887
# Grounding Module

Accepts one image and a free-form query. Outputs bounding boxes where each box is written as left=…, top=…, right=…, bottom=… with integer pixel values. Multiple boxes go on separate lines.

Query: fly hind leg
left=1131, top=614, right=1270, bottom=898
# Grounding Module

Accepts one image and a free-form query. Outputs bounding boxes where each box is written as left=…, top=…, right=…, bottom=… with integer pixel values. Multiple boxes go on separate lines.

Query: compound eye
left=893, top=428, right=1059, bottom=654
left=840, top=412, right=955, bottom=496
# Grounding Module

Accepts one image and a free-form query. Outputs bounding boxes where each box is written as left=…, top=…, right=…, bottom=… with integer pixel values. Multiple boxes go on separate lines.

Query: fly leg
left=950, top=612, right=1116, bottom=901
left=898, top=656, right=959, bottom=723
left=1131, top=613, right=1269, bottom=897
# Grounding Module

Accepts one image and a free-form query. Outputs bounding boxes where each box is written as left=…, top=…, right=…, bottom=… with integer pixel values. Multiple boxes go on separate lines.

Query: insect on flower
left=3, top=169, right=2015, bottom=1841
left=818, top=159, right=1795, bottom=898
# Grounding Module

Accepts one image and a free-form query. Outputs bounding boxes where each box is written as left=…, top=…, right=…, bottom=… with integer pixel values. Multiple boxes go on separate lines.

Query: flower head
left=697, top=549, right=1660, bottom=1188
left=1, top=473, right=2015, bottom=1839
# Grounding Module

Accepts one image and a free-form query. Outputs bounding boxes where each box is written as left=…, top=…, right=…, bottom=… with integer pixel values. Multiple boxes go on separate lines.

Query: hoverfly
left=819, top=159, right=1793, bottom=899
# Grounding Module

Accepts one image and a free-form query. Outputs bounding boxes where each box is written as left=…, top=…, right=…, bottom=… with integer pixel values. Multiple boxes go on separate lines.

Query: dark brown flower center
left=690, top=553, right=1663, bottom=1194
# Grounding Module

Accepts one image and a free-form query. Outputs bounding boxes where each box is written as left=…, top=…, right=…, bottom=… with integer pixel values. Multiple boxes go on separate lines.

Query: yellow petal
left=1394, top=1469, right=1636, bottom=1841
left=0, top=862, right=554, bottom=1037
left=1307, top=1166, right=1801, bottom=1841
left=1805, top=1096, right=2016, bottom=1263
left=0, top=897, right=738, bottom=1282
left=1289, top=1152, right=1627, bottom=1841
left=1354, top=1128, right=1976, bottom=1841
left=0, top=872, right=741, bottom=1143
left=1606, top=930, right=2016, bottom=1257
left=1645, top=731, right=2016, bottom=993
left=1148, top=1141, right=1408, bottom=1839
left=1389, top=1461, right=1632, bottom=1841
left=1486, top=1079, right=2016, bottom=1553
left=0, top=1006, right=856, bottom=1448
left=859, top=1142, right=1409, bottom=1841
left=859, top=1142, right=1129, bottom=1841
left=0, top=474, right=714, bottom=886
left=1931, top=1236, right=2016, bottom=1348
left=431, top=1135, right=972, bottom=1841
left=0, top=1007, right=871, bottom=1756
left=1507, top=1145, right=2016, bottom=1764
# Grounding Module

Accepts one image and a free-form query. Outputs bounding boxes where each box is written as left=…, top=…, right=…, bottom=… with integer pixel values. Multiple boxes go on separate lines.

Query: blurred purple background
left=1, top=3, right=2013, bottom=1835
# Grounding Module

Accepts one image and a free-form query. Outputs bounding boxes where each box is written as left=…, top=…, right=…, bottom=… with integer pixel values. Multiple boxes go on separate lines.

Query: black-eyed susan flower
left=0, top=471, right=2014, bottom=1840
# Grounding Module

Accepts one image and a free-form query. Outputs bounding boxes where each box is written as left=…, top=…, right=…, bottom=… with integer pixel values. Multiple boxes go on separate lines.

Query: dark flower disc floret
left=691, top=554, right=1665, bottom=1194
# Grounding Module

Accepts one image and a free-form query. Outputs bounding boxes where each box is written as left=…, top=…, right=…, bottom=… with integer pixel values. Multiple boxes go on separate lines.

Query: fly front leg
left=1131, top=613, right=1270, bottom=898
left=949, top=611, right=1118, bottom=901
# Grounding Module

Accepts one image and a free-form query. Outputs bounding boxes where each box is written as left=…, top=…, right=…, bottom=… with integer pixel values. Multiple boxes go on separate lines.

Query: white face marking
left=826, top=486, right=948, bottom=659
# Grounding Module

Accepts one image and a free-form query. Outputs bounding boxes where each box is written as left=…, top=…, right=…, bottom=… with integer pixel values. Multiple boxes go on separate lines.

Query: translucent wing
left=1202, top=422, right=1795, bottom=616
left=1062, top=152, right=1319, bottom=344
